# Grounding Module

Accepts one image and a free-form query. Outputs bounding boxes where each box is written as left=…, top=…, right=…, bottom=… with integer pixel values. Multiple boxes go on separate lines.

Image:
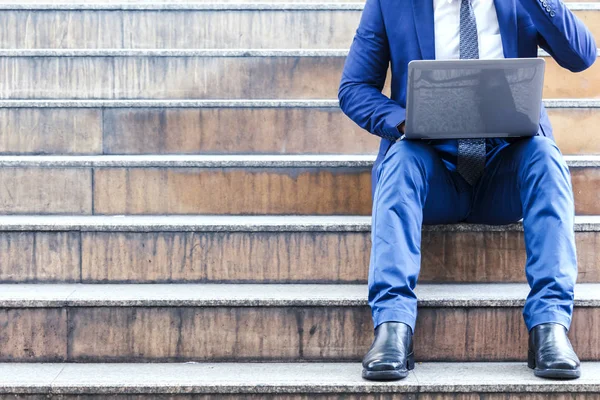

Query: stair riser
left=0, top=10, right=596, bottom=49
left=0, top=107, right=595, bottom=155
left=1, top=230, right=599, bottom=283
left=1, top=395, right=599, bottom=400
left=0, top=56, right=596, bottom=99
left=1, top=306, right=597, bottom=362
left=0, top=11, right=357, bottom=49
left=0, top=166, right=596, bottom=215
left=103, top=107, right=600, bottom=155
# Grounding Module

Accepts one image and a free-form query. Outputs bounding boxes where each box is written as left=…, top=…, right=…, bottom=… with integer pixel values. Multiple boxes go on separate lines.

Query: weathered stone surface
left=0, top=105, right=595, bottom=156
left=67, top=307, right=302, bottom=361
left=572, top=168, right=600, bottom=215
left=80, top=230, right=600, bottom=283
left=550, top=108, right=600, bottom=155
left=0, top=215, right=593, bottom=283
left=81, top=231, right=370, bottom=283
left=0, top=168, right=91, bottom=214
left=0, top=55, right=595, bottom=99
left=0, top=10, right=356, bottom=49
left=102, top=107, right=380, bottom=155
left=0, top=232, right=80, bottom=282
left=0, top=108, right=101, bottom=154
left=102, top=107, right=596, bottom=155
left=0, top=308, right=67, bottom=361
left=92, top=167, right=372, bottom=215
left=2, top=362, right=600, bottom=397
left=65, top=305, right=600, bottom=362
left=89, top=165, right=599, bottom=215
left=0, top=8, right=596, bottom=49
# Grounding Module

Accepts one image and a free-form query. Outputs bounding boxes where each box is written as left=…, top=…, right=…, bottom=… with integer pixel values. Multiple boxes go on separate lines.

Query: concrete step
left=0, top=3, right=596, bottom=49
left=0, top=155, right=597, bottom=215
left=0, top=283, right=598, bottom=362
left=0, top=362, right=599, bottom=398
left=0, top=99, right=598, bottom=155
left=0, top=50, right=596, bottom=99
left=0, top=215, right=598, bottom=284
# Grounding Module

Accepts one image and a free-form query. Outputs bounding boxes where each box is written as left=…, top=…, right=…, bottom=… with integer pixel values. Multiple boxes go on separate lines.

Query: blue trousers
left=369, top=136, right=577, bottom=333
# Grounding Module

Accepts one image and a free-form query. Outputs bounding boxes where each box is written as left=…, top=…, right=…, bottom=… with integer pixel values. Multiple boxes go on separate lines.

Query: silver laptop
left=404, top=58, right=545, bottom=139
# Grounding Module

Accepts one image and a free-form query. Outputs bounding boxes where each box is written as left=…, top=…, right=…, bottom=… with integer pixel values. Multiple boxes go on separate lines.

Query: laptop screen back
left=405, top=58, right=545, bottom=139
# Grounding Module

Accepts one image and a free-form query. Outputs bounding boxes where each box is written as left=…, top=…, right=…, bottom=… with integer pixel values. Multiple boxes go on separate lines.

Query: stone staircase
left=0, top=0, right=599, bottom=398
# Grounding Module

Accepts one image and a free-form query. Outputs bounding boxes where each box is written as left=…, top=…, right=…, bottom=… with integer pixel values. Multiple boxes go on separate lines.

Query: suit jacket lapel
left=412, top=0, right=436, bottom=60
left=494, top=0, right=518, bottom=58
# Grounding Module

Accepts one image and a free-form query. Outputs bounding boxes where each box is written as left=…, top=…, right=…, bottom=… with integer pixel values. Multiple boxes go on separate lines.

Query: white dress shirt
left=433, top=0, right=505, bottom=60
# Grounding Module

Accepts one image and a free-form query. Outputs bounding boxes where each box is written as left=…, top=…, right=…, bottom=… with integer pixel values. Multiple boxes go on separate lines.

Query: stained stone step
left=0, top=362, right=600, bottom=398
left=0, top=363, right=599, bottom=399
left=0, top=283, right=598, bottom=362
left=0, top=155, right=596, bottom=215
left=0, top=215, right=599, bottom=284
left=0, top=50, right=597, bottom=99
left=0, top=3, right=596, bottom=49
left=0, top=99, right=598, bottom=155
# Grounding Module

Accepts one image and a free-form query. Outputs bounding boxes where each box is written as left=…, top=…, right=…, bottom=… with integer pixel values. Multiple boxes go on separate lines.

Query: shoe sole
left=362, top=353, right=415, bottom=381
left=532, top=368, right=581, bottom=380
left=528, top=350, right=581, bottom=380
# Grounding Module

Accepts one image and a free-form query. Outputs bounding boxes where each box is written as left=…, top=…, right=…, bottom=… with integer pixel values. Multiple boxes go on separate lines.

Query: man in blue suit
left=338, top=0, right=596, bottom=381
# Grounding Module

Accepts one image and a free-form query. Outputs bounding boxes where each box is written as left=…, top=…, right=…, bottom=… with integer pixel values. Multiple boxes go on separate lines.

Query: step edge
left=0, top=2, right=595, bottom=11
left=0, top=283, right=597, bottom=308
left=0, top=49, right=592, bottom=57
left=1, top=362, right=600, bottom=394
left=0, top=154, right=597, bottom=168
left=0, top=98, right=597, bottom=108
left=0, top=215, right=598, bottom=232
left=0, top=2, right=367, bottom=11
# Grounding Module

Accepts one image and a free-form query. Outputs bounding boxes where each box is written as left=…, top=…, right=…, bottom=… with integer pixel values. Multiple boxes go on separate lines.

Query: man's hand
left=397, top=122, right=405, bottom=134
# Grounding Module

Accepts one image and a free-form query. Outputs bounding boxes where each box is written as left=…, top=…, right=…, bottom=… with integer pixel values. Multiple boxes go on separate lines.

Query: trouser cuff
left=525, top=311, right=572, bottom=332
left=372, top=309, right=416, bottom=333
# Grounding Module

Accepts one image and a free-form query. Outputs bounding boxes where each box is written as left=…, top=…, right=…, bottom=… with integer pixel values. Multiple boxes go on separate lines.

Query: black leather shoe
left=528, top=323, right=581, bottom=379
left=362, top=322, right=414, bottom=381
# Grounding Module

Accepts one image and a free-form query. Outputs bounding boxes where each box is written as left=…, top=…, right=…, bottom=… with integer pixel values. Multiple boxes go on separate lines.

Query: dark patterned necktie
left=457, top=0, right=485, bottom=185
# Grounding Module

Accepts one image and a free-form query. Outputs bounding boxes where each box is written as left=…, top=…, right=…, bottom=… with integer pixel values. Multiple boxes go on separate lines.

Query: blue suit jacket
left=338, top=0, right=597, bottom=177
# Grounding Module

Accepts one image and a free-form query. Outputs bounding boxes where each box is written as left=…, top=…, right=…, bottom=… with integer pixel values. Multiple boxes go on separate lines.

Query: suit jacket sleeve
left=338, top=0, right=405, bottom=141
left=520, top=0, right=597, bottom=72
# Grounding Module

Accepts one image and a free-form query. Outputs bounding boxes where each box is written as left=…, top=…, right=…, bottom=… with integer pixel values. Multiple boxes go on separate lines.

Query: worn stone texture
left=550, top=108, right=600, bottom=155
left=543, top=58, right=600, bottom=98
left=65, top=306, right=599, bottom=362
left=572, top=168, right=600, bottom=215
left=67, top=307, right=302, bottom=361
left=86, top=166, right=598, bottom=215
left=92, top=167, right=372, bottom=215
left=0, top=168, right=92, bottom=214
left=0, top=108, right=102, bottom=154
left=0, top=164, right=594, bottom=215
left=81, top=231, right=370, bottom=283
left=80, top=230, right=600, bottom=283
left=0, top=56, right=595, bottom=99
left=0, top=10, right=597, bottom=49
left=2, top=361, right=600, bottom=396
left=0, top=308, right=67, bottom=361
left=0, top=106, right=592, bottom=157
left=102, top=107, right=596, bottom=155
left=0, top=232, right=80, bottom=282
left=0, top=11, right=356, bottom=49
left=102, top=107, right=380, bottom=155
